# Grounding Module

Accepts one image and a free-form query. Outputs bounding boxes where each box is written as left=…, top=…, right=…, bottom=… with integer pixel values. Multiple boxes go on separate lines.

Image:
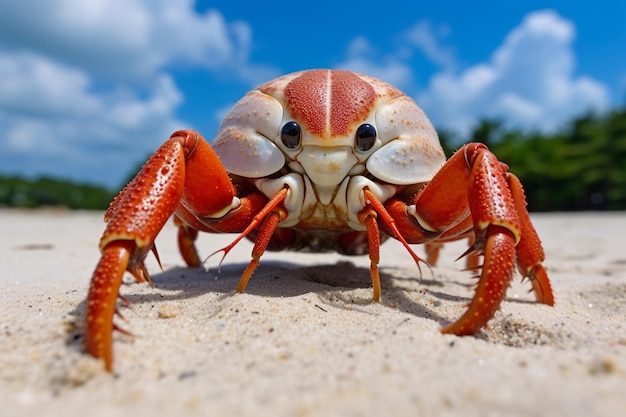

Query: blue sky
left=0, top=0, right=624, bottom=188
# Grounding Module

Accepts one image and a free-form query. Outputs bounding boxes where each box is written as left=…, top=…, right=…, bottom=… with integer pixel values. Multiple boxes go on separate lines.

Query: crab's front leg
left=385, top=143, right=553, bottom=335
left=85, top=130, right=239, bottom=371
left=419, top=143, right=554, bottom=334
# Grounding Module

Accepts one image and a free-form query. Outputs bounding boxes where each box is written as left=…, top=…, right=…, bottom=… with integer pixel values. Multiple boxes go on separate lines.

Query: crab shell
left=212, top=70, right=446, bottom=189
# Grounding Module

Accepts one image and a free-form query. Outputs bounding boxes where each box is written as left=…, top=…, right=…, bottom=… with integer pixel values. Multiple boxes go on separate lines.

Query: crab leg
left=360, top=189, right=428, bottom=301
left=235, top=208, right=284, bottom=293
left=425, top=234, right=481, bottom=272
left=358, top=208, right=383, bottom=302
left=418, top=144, right=524, bottom=334
left=230, top=189, right=289, bottom=293
left=507, top=173, right=554, bottom=305
left=440, top=144, right=551, bottom=334
left=385, top=143, right=552, bottom=335
left=174, top=215, right=201, bottom=267
left=85, top=130, right=236, bottom=371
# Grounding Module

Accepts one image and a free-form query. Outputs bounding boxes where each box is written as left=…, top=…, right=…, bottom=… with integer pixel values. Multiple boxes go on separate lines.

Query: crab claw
left=84, top=130, right=236, bottom=371
left=438, top=145, right=522, bottom=334
left=440, top=227, right=517, bottom=335
left=409, top=143, right=554, bottom=335
left=86, top=241, right=135, bottom=371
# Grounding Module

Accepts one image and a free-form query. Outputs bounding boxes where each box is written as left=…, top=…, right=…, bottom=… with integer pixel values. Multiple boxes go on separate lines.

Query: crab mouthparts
left=296, top=145, right=358, bottom=187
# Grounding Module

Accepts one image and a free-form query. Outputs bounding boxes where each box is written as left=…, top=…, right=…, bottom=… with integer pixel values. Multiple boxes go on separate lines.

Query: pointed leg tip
left=440, top=323, right=477, bottom=337
left=529, top=264, right=555, bottom=306
left=103, top=356, right=113, bottom=373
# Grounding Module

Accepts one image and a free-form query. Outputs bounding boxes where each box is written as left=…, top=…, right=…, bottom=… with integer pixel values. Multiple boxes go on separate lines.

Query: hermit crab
left=85, top=69, right=554, bottom=371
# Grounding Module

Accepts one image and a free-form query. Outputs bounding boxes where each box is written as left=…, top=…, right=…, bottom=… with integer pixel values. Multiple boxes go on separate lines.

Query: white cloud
left=0, top=0, right=273, bottom=84
left=337, top=37, right=415, bottom=88
left=337, top=21, right=457, bottom=90
left=0, top=0, right=277, bottom=187
left=404, top=20, right=456, bottom=71
left=0, top=64, right=183, bottom=185
left=417, top=10, right=610, bottom=135
left=0, top=51, right=99, bottom=117
left=337, top=10, right=609, bottom=138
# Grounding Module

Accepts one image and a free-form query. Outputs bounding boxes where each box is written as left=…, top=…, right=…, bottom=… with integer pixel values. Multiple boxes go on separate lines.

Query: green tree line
left=439, top=107, right=626, bottom=211
left=1, top=107, right=625, bottom=211
left=0, top=176, right=115, bottom=210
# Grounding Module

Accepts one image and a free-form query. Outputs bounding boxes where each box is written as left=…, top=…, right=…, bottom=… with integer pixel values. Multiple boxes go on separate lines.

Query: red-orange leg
left=363, top=189, right=426, bottom=273
left=425, top=235, right=481, bottom=272
left=507, top=173, right=554, bottom=305
left=358, top=188, right=434, bottom=302
left=210, top=187, right=289, bottom=274
left=425, top=242, right=444, bottom=265
left=358, top=208, right=382, bottom=302
left=174, top=215, right=201, bottom=267
left=235, top=208, right=284, bottom=293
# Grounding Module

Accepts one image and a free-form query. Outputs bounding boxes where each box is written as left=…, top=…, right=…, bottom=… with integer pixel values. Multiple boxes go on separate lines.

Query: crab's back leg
left=174, top=214, right=201, bottom=267
left=425, top=234, right=480, bottom=271
left=507, top=173, right=554, bottom=305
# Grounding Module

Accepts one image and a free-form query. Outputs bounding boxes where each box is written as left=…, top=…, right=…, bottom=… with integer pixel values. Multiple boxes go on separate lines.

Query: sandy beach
left=1, top=209, right=624, bottom=417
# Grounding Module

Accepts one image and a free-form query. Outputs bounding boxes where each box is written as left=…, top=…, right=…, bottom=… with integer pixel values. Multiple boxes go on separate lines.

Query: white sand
left=1, top=209, right=624, bottom=417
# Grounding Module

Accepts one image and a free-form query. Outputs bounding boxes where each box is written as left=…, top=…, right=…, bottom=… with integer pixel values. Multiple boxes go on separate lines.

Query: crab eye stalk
left=281, top=121, right=301, bottom=149
left=355, top=123, right=377, bottom=152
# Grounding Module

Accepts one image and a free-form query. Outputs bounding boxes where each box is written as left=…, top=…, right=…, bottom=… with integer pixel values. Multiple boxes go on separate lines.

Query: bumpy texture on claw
left=414, top=144, right=552, bottom=335
left=441, top=146, right=521, bottom=334
left=441, top=228, right=516, bottom=335
left=85, top=131, right=209, bottom=371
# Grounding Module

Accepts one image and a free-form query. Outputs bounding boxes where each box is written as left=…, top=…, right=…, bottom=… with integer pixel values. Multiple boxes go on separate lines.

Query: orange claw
left=85, top=129, right=238, bottom=371
left=86, top=241, right=134, bottom=371
left=441, top=227, right=516, bottom=335
left=441, top=145, right=522, bottom=334
left=407, top=143, right=552, bottom=335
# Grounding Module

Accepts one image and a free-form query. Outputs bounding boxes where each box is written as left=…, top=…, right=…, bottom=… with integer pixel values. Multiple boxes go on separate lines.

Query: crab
left=85, top=69, right=554, bottom=371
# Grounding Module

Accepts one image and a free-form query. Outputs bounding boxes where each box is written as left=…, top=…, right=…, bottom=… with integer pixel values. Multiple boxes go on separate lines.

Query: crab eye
left=356, top=123, right=377, bottom=152
left=281, top=121, right=301, bottom=149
